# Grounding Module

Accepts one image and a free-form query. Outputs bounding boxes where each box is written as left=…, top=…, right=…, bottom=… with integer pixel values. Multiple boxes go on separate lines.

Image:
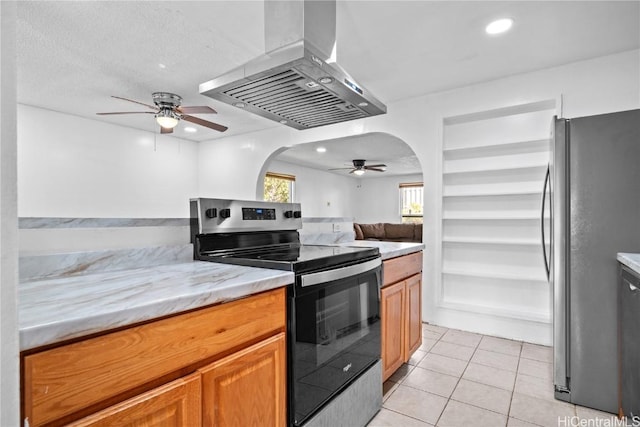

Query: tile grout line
left=432, top=330, right=482, bottom=427
left=506, top=338, right=524, bottom=426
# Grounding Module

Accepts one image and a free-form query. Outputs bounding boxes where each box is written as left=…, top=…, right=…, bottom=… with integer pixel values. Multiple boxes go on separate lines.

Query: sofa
left=354, top=222, right=422, bottom=243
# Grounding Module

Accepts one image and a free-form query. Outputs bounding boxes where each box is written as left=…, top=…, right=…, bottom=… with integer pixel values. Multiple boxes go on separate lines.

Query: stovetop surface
left=199, top=244, right=380, bottom=273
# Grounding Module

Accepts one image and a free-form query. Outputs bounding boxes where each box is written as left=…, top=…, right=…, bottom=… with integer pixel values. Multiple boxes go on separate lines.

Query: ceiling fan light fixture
left=155, top=109, right=179, bottom=129
left=353, top=169, right=365, bottom=176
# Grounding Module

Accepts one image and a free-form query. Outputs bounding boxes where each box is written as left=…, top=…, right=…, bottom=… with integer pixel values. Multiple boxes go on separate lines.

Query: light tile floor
left=367, top=323, right=620, bottom=427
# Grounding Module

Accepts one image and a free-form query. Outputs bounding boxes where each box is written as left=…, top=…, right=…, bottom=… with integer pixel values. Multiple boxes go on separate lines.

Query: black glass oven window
left=292, top=269, right=380, bottom=425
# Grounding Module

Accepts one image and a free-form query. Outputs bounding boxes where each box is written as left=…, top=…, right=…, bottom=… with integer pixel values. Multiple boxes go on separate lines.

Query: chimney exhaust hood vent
left=199, top=0, right=386, bottom=130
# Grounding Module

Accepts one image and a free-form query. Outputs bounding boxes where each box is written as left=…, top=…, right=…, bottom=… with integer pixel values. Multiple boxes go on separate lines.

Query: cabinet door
left=67, top=373, right=201, bottom=427
left=381, top=280, right=405, bottom=381
left=199, top=333, right=286, bottom=427
left=404, top=273, right=423, bottom=361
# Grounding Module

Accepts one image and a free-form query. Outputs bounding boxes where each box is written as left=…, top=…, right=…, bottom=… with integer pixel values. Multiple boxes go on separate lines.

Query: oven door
left=290, top=257, right=381, bottom=426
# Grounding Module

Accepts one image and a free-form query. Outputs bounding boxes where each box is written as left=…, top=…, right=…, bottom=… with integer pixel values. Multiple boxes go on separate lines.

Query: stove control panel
left=191, top=198, right=302, bottom=234
left=243, top=207, right=276, bottom=220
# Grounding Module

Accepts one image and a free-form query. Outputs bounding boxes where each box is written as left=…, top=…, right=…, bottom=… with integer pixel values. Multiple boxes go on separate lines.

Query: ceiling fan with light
left=96, top=92, right=228, bottom=134
left=329, top=159, right=387, bottom=176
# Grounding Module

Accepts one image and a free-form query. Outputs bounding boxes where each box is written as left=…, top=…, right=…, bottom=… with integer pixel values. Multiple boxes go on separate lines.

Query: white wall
left=265, top=159, right=358, bottom=218
left=17, top=105, right=200, bottom=218
left=1, top=1, right=19, bottom=425
left=354, top=173, right=423, bottom=224
left=196, top=49, right=640, bottom=344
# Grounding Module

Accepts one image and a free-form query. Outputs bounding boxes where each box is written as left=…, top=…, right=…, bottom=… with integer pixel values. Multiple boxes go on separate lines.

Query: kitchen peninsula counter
left=19, top=261, right=293, bottom=351
left=339, top=240, right=424, bottom=260
left=618, top=252, right=640, bottom=275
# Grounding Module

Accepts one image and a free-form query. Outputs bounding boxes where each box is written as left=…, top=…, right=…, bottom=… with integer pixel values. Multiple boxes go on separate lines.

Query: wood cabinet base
left=381, top=251, right=423, bottom=382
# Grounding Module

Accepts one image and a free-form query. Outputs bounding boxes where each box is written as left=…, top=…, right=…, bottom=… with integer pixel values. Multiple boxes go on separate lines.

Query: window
left=400, top=182, right=423, bottom=223
left=264, top=172, right=295, bottom=203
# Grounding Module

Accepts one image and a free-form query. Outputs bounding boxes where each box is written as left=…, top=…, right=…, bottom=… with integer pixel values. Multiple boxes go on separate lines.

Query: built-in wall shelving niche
left=440, top=99, right=556, bottom=324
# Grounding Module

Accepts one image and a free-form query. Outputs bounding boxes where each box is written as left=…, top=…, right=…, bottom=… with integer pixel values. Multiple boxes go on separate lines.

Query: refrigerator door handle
left=541, top=165, right=551, bottom=280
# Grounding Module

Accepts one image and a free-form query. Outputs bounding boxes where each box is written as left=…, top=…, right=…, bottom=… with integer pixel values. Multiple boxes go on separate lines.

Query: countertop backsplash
left=299, top=217, right=355, bottom=245
left=19, top=216, right=362, bottom=281
left=19, top=217, right=192, bottom=281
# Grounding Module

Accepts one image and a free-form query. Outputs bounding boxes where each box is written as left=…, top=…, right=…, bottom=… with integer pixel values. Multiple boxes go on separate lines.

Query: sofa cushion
left=385, top=223, right=415, bottom=240
left=353, top=223, right=364, bottom=240
left=359, top=223, right=386, bottom=239
left=414, top=223, right=423, bottom=242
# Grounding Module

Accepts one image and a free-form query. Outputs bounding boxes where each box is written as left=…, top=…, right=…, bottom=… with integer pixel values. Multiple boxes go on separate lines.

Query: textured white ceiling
left=16, top=1, right=640, bottom=170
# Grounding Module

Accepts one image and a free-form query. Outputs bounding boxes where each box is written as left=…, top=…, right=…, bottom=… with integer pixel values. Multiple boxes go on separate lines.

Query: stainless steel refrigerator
left=543, top=109, right=640, bottom=413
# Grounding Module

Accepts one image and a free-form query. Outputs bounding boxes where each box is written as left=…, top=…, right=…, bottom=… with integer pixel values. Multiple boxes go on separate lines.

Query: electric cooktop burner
left=200, top=244, right=379, bottom=273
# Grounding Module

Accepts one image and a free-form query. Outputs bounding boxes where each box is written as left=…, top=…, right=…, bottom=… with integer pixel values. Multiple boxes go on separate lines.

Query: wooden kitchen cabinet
left=22, top=287, right=286, bottom=427
left=405, top=273, right=422, bottom=358
left=381, top=280, right=406, bottom=380
left=381, top=251, right=423, bottom=381
left=200, top=332, right=286, bottom=427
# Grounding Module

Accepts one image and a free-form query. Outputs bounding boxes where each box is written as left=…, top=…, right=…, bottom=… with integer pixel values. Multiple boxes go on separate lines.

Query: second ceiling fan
left=329, top=159, right=387, bottom=176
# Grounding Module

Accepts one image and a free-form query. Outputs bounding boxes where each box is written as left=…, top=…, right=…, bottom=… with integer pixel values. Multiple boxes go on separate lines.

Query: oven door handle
left=300, top=257, right=382, bottom=288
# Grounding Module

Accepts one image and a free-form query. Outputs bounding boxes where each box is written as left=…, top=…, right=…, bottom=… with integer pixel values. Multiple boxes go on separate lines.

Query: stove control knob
left=205, top=208, right=217, bottom=219
left=293, top=210, right=302, bottom=218
left=284, top=210, right=294, bottom=218
left=219, top=208, right=231, bottom=219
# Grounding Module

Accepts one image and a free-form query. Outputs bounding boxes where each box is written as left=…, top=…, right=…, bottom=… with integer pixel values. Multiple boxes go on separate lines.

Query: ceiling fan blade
left=365, top=164, right=387, bottom=168
left=366, top=167, right=386, bottom=172
left=328, top=167, right=354, bottom=171
left=111, top=96, right=158, bottom=111
left=181, top=114, right=228, bottom=132
left=160, top=126, right=173, bottom=134
left=177, top=106, right=217, bottom=114
left=96, top=111, right=156, bottom=115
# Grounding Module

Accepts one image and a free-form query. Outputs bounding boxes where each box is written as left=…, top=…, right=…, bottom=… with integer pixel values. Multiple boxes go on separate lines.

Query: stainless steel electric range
left=190, top=198, right=383, bottom=427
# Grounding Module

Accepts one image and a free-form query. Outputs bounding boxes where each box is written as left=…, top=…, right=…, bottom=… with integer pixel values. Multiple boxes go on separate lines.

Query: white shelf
left=443, top=187, right=541, bottom=198
left=443, top=138, right=549, bottom=155
left=443, top=237, right=541, bottom=246
left=443, top=162, right=548, bottom=175
left=443, top=211, right=548, bottom=220
left=442, top=267, right=548, bottom=283
left=439, top=300, right=551, bottom=324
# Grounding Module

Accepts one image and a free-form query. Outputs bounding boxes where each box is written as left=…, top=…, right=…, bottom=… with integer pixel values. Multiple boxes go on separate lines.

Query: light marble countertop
left=618, top=253, right=640, bottom=275
left=338, top=240, right=424, bottom=260
left=19, top=261, right=293, bottom=351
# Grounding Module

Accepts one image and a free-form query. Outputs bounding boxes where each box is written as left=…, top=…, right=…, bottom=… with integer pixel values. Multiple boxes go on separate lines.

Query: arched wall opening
left=255, top=132, right=425, bottom=226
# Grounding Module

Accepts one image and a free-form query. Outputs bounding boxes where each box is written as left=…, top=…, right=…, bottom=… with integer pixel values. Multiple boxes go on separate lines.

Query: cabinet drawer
left=383, top=251, right=423, bottom=287
left=23, top=287, right=285, bottom=426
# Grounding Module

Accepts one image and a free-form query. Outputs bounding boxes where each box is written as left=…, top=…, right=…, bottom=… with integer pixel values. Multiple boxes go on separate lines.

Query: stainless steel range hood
left=199, top=0, right=386, bottom=130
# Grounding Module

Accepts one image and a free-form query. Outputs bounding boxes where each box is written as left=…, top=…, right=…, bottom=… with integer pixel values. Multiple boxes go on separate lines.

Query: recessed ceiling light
left=184, top=127, right=197, bottom=133
left=316, top=147, right=327, bottom=153
left=485, top=18, right=514, bottom=35
left=158, top=63, right=167, bottom=69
